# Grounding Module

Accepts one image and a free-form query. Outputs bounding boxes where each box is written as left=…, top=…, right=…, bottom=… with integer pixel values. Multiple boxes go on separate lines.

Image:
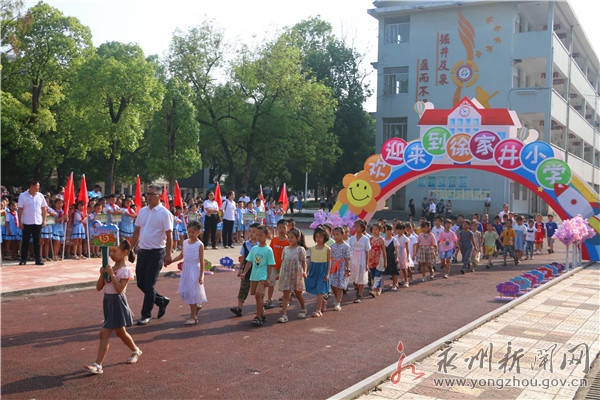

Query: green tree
left=72, top=41, right=164, bottom=191
left=285, top=17, right=375, bottom=191
left=145, top=77, right=202, bottom=191
left=1, top=1, right=92, bottom=184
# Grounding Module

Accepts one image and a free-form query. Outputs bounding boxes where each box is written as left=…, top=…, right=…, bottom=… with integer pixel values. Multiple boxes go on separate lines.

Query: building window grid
left=383, top=67, right=409, bottom=95
left=384, top=17, right=410, bottom=44
left=383, top=117, right=408, bottom=142
left=449, top=117, right=480, bottom=134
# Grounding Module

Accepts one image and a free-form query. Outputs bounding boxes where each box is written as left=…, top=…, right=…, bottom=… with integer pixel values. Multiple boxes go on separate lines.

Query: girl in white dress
left=170, top=221, right=207, bottom=325
left=349, top=219, right=371, bottom=303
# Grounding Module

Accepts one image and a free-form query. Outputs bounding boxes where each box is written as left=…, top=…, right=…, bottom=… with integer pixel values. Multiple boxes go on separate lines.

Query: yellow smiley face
left=348, top=179, right=373, bottom=208
left=337, top=171, right=381, bottom=216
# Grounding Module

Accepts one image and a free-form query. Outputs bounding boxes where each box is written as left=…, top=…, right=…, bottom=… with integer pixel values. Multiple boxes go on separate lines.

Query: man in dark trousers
left=18, top=180, right=48, bottom=265
left=131, top=184, right=173, bottom=325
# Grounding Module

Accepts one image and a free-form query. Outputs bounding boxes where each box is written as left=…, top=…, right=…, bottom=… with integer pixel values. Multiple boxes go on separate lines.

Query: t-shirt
left=458, top=230, right=473, bottom=249
left=417, top=232, right=436, bottom=247
left=514, top=224, right=526, bottom=237
left=408, top=233, right=418, bottom=259
left=269, top=236, right=289, bottom=269
left=501, top=229, right=516, bottom=246
left=525, top=226, right=536, bottom=242
left=431, top=226, right=444, bottom=240
left=135, top=205, right=174, bottom=250
left=483, top=231, right=499, bottom=247
left=246, top=245, right=276, bottom=281
left=494, top=223, right=503, bottom=235
left=545, top=222, right=558, bottom=238
left=104, top=267, right=133, bottom=294
left=241, top=240, right=258, bottom=280
left=438, top=230, right=458, bottom=252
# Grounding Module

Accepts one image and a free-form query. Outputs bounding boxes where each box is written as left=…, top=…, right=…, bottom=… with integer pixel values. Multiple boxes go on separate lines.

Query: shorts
left=439, top=249, right=454, bottom=260
left=547, top=237, right=555, bottom=247
left=503, top=245, right=515, bottom=256
left=237, top=279, right=251, bottom=302
left=268, top=267, right=280, bottom=287
left=484, top=246, right=495, bottom=256
left=250, top=280, right=266, bottom=296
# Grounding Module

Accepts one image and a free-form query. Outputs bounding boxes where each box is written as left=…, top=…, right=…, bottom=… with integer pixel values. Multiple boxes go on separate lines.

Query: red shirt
left=269, top=237, right=289, bottom=269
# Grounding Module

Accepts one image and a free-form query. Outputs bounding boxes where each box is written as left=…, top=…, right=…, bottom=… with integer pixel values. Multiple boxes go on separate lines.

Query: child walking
left=415, top=221, right=437, bottom=281
left=470, top=221, right=482, bottom=272
left=384, top=224, right=400, bottom=290
left=278, top=228, right=308, bottom=322
left=242, top=225, right=275, bottom=327
left=395, top=223, right=411, bottom=287
left=349, top=220, right=371, bottom=303
left=525, top=219, right=536, bottom=260
left=85, top=241, right=141, bottom=375
left=438, top=219, right=458, bottom=278
left=305, top=226, right=331, bottom=317
left=329, top=227, right=351, bottom=310
left=534, top=215, right=545, bottom=254
left=170, top=222, right=207, bottom=325
left=230, top=223, right=259, bottom=317
left=483, top=224, right=499, bottom=268
left=458, top=220, right=474, bottom=273
left=501, top=220, right=518, bottom=266
left=368, top=224, right=387, bottom=297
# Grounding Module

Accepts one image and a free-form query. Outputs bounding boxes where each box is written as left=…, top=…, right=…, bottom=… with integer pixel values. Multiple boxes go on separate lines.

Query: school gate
left=331, top=97, right=600, bottom=261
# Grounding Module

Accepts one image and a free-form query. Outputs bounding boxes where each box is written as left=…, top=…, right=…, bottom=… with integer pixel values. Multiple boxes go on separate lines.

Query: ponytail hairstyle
left=120, top=239, right=136, bottom=263
left=288, top=227, right=306, bottom=249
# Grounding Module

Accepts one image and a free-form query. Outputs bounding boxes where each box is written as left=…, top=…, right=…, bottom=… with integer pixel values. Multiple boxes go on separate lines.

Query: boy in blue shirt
left=545, top=215, right=558, bottom=254
left=242, top=225, right=275, bottom=327
left=230, top=222, right=259, bottom=317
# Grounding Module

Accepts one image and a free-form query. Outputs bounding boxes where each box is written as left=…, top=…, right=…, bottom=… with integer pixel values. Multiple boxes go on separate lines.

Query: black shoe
left=460, top=269, right=465, bottom=274
left=157, top=297, right=170, bottom=319
left=136, top=317, right=151, bottom=325
left=264, top=301, right=276, bottom=309
left=35, top=261, right=44, bottom=265
left=18, top=261, right=26, bottom=265
left=230, top=307, right=242, bottom=317
left=252, top=316, right=264, bottom=327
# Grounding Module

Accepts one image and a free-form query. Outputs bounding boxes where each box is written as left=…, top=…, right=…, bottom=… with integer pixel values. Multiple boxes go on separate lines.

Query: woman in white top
left=202, top=191, right=219, bottom=249
left=221, top=191, right=236, bottom=248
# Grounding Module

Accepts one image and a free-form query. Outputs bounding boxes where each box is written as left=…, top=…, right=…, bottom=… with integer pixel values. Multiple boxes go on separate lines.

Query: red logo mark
left=391, top=341, right=426, bottom=384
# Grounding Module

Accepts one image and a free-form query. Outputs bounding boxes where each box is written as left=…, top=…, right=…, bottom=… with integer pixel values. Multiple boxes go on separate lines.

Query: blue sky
left=32, top=0, right=599, bottom=112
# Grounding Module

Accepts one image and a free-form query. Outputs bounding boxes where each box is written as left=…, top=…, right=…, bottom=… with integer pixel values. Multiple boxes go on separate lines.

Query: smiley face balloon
left=337, top=171, right=381, bottom=216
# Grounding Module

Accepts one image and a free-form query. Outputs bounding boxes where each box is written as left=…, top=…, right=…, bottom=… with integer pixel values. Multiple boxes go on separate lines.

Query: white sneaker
left=403, top=282, right=409, bottom=288
left=334, top=304, right=342, bottom=311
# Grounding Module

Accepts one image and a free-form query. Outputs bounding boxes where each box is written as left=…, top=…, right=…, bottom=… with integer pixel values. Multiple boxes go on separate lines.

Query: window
left=457, top=119, right=463, bottom=126
left=465, top=118, right=471, bottom=125
left=449, top=118, right=455, bottom=125
left=473, top=118, right=480, bottom=126
left=384, top=17, right=409, bottom=44
left=383, top=117, right=408, bottom=142
left=383, top=67, right=409, bottom=95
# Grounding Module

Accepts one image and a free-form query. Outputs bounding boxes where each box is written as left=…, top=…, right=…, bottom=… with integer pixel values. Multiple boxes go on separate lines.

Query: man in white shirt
left=498, top=204, right=510, bottom=221
left=18, top=180, right=48, bottom=265
left=222, top=190, right=236, bottom=248
left=203, top=191, right=220, bottom=249
left=483, top=193, right=492, bottom=215
left=428, top=198, right=437, bottom=220
left=131, top=184, right=173, bottom=325
left=238, top=192, right=250, bottom=204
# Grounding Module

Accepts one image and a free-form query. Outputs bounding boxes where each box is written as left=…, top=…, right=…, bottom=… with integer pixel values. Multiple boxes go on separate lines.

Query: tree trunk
left=106, top=142, right=117, bottom=194
left=31, top=78, right=43, bottom=115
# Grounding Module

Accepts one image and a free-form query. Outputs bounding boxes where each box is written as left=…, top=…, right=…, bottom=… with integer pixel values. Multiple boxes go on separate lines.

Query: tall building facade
left=368, top=0, right=599, bottom=216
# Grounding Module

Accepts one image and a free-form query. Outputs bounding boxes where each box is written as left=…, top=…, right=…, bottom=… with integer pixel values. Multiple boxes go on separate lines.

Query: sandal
left=85, top=362, right=103, bottom=374
left=297, top=310, right=307, bottom=319
left=278, top=315, right=288, bottom=323
left=311, top=311, right=322, bottom=318
left=252, top=316, right=264, bottom=327
left=127, top=349, right=143, bottom=364
left=184, top=318, right=198, bottom=325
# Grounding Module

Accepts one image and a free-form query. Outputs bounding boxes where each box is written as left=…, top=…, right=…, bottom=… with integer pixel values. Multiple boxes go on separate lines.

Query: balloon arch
left=331, top=97, right=600, bottom=261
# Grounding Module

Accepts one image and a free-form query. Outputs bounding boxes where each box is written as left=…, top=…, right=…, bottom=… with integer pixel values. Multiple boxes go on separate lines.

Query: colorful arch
left=332, top=98, right=600, bottom=260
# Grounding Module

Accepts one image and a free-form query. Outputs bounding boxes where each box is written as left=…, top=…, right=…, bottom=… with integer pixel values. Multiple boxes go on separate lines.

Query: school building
left=368, top=0, right=599, bottom=216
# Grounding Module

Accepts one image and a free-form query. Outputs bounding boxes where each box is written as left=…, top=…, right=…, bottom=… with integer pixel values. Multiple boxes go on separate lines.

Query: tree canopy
left=1, top=3, right=374, bottom=196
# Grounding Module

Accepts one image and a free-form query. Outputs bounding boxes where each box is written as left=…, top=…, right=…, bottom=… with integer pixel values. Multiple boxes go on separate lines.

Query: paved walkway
left=356, top=265, right=600, bottom=400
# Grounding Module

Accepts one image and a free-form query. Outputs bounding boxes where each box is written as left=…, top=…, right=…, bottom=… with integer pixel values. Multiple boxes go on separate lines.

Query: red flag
left=214, top=183, right=223, bottom=208
left=161, top=183, right=170, bottom=210
left=174, top=181, right=183, bottom=209
left=278, top=183, right=288, bottom=212
left=77, top=174, right=89, bottom=217
left=134, top=175, right=142, bottom=214
left=63, top=172, right=74, bottom=215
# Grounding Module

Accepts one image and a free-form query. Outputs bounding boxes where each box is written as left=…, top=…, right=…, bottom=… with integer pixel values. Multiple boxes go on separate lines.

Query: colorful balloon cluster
left=552, top=215, right=596, bottom=245
left=310, top=210, right=357, bottom=230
